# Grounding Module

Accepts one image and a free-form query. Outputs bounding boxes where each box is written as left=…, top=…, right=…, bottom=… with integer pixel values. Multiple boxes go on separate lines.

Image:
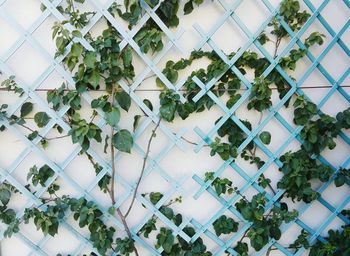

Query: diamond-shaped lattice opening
left=321, top=180, right=350, bottom=209
left=63, top=154, right=101, bottom=190
left=320, top=44, right=349, bottom=81
left=6, top=42, right=50, bottom=85
left=31, top=15, right=59, bottom=57
left=319, top=88, right=349, bottom=116
left=262, top=113, right=295, bottom=152
left=319, top=0, right=349, bottom=33
left=2, top=0, right=42, bottom=30
left=299, top=200, right=333, bottom=230
left=235, top=0, right=271, bottom=35
left=41, top=226, right=82, bottom=255
left=0, top=17, right=21, bottom=57
left=1, top=234, right=33, bottom=255
left=211, top=17, right=249, bottom=54
left=10, top=151, right=54, bottom=190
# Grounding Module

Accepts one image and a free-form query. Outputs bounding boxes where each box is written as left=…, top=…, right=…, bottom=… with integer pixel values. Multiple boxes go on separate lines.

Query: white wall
left=0, top=0, right=349, bottom=255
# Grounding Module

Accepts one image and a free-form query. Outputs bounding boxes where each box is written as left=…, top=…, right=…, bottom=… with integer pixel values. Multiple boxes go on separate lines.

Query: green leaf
left=143, top=99, right=153, bottom=111
left=184, top=1, right=194, bottom=15
left=20, top=102, right=33, bottom=117
left=88, top=70, right=100, bottom=88
left=270, top=226, right=282, bottom=240
left=150, top=192, right=163, bottom=205
left=83, top=52, right=96, bottom=68
left=105, top=108, right=120, bottom=127
left=160, top=101, right=176, bottom=122
left=133, top=115, right=142, bottom=132
left=113, top=129, right=133, bottom=153
left=71, top=43, right=84, bottom=57
left=259, top=131, right=271, bottom=145
left=34, top=112, right=50, bottom=128
left=123, top=47, right=132, bottom=67
left=0, top=189, right=11, bottom=206
left=115, top=91, right=131, bottom=111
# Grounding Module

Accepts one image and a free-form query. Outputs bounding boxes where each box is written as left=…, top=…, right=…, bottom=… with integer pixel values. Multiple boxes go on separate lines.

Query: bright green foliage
left=0, top=183, right=19, bottom=238
left=277, top=150, right=334, bottom=203
left=293, top=96, right=317, bottom=125
left=0, top=76, right=24, bottom=96
left=1, top=0, right=345, bottom=255
left=34, top=112, right=51, bottom=128
left=212, top=215, right=239, bottom=236
left=47, top=84, right=66, bottom=111
left=68, top=113, right=102, bottom=151
left=305, top=32, right=325, bottom=48
left=204, top=172, right=234, bottom=196
left=236, top=194, right=298, bottom=251
left=139, top=218, right=157, bottom=238
left=247, top=78, right=272, bottom=112
left=300, top=114, right=339, bottom=154
left=259, top=131, right=271, bottom=145
left=210, top=137, right=238, bottom=161
left=105, top=107, right=120, bottom=127
left=216, top=118, right=252, bottom=150
left=27, top=164, right=54, bottom=186
left=91, top=95, right=111, bottom=112
left=112, top=129, right=133, bottom=153
left=234, top=241, right=249, bottom=256
left=289, top=230, right=310, bottom=252
left=69, top=197, right=116, bottom=254
left=156, top=227, right=175, bottom=253
left=159, top=89, right=181, bottom=122
left=309, top=221, right=350, bottom=256
left=336, top=107, right=350, bottom=129
left=20, top=102, right=33, bottom=118
left=134, top=28, right=164, bottom=54
left=23, top=197, right=70, bottom=237
left=334, top=168, right=350, bottom=187
left=115, top=238, right=135, bottom=256
left=115, top=2, right=142, bottom=29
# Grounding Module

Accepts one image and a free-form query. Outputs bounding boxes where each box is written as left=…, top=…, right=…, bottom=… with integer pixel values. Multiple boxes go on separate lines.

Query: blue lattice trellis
left=0, top=0, right=349, bottom=255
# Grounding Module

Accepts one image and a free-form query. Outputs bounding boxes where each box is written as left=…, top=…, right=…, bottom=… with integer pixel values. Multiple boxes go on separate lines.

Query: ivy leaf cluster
left=27, top=164, right=60, bottom=195
left=235, top=193, right=298, bottom=252
left=277, top=149, right=334, bottom=203
left=212, top=215, right=239, bottom=236
left=140, top=193, right=211, bottom=256
left=309, top=215, right=350, bottom=256
left=0, top=75, right=24, bottom=96
left=300, top=114, right=339, bottom=155
left=23, top=197, right=69, bottom=236
left=68, top=113, right=102, bottom=151
left=247, top=77, right=272, bottom=112
left=204, top=172, right=234, bottom=196
left=69, top=197, right=117, bottom=254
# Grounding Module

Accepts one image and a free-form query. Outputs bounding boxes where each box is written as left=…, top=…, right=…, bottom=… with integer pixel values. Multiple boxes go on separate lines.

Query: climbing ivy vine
left=0, top=0, right=349, bottom=255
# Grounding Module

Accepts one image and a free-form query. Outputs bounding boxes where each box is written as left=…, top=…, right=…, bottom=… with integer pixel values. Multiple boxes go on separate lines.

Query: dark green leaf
left=34, top=112, right=50, bottom=128
left=113, top=129, right=133, bottom=153
left=20, top=102, right=33, bottom=117
left=259, top=131, right=271, bottom=145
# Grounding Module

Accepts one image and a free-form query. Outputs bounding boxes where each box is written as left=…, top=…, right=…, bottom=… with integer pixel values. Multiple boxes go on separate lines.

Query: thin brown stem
left=109, top=85, right=117, bottom=205
left=274, top=36, right=282, bottom=58
left=108, top=85, right=139, bottom=256
left=124, top=118, right=161, bottom=218
left=266, top=247, right=273, bottom=256
left=239, top=228, right=250, bottom=243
